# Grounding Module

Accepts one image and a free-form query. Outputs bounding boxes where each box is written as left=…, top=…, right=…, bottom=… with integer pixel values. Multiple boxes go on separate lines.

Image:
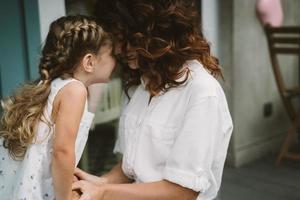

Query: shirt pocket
left=122, top=113, right=138, bottom=130
left=143, top=120, right=177, bottom=146
left=121, top=114, right=139, bottom=147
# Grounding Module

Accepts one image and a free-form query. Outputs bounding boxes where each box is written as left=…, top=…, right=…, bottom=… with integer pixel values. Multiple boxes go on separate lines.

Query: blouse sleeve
left=162, top=95, right=232, bottom=198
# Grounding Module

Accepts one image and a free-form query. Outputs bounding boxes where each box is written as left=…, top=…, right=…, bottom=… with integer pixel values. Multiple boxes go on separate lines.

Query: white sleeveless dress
left=0, top=77, right=95, bottom=200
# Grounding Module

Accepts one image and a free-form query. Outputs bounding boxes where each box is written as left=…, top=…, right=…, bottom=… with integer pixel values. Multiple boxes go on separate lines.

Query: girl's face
left=92, top=41, right=116, bottom=83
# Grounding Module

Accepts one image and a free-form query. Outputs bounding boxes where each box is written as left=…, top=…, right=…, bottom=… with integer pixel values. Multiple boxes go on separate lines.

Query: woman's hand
left=74, top=168, right=108, bottom=186
left=71, top=175, right=81, bottom=200
left=71, top=190, right=81, bottom=200
left=72, top=180, right=107, bottom=200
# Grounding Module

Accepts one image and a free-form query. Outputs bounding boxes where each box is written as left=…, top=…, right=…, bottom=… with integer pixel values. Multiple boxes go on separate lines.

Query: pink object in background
left=256, top=0, right=284, bottom=27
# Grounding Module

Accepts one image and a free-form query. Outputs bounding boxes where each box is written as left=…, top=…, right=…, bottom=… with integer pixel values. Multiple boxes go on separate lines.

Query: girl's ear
left=82, top=53, right=95, bottom=73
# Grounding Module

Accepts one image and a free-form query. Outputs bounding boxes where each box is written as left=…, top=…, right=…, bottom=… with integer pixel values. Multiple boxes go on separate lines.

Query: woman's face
left=125, top=44, right=139, bottom=69
left=113, top=39, right=139, bottom=70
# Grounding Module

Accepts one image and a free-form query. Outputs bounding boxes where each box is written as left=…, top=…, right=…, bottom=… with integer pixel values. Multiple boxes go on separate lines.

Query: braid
left=39, top=15, right=107, bottom=81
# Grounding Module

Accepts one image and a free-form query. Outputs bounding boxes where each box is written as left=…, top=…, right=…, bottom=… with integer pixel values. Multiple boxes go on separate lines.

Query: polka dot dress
left=0, top=78, right=94, bottom=200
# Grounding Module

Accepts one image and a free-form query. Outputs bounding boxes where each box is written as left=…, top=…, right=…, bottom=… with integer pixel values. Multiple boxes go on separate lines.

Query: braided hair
left=0, top=15, right=109, bottom=160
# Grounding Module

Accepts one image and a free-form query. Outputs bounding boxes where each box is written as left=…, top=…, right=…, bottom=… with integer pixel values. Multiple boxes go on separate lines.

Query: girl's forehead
left=99, top=40, right=114, bottom=52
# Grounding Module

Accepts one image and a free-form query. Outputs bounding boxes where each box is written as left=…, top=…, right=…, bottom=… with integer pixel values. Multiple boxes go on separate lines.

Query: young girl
left=0, top=15, right=115, bottom=200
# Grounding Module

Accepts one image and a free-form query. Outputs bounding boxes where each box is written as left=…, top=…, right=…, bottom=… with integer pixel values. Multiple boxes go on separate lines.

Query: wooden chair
left=264, top=25, right=300, bottom=165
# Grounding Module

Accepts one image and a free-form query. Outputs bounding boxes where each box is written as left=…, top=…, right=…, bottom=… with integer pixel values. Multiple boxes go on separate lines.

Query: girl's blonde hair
left=0, top=15, right=109, bottom=160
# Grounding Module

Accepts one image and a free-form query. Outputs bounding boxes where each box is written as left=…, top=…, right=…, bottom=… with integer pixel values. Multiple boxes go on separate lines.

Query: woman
left=72, top=0, right=233, bottom=199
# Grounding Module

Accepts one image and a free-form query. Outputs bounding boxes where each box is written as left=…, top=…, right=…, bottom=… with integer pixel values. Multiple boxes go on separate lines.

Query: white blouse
left=113, top=60, right=233, bottom=200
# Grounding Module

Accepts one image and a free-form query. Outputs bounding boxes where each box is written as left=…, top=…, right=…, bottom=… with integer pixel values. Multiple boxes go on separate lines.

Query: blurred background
left=0, top=0, right=300, bottom=199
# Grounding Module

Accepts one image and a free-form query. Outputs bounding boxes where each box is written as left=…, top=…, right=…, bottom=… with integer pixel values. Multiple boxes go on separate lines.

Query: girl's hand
left=74, top=168, right=108, bottom=185
left=72, top=180, right=107, bottom=200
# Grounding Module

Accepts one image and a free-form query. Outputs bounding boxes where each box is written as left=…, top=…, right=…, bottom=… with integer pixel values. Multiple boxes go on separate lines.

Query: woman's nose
left=114, top=44, right=122, bottom=55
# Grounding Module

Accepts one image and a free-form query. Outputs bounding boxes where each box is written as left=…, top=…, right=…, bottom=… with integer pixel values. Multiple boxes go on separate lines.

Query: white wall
left=38, top=0, right=66, bottom=42
left=202, top=0, right=235, bottom=165
left=203, top=0, right=300, bottom=167
left=232, top=0, right=300, bottom=167
left=209, top=0, right=300, bottom=167
left=201, top=0, right=219, bottom=57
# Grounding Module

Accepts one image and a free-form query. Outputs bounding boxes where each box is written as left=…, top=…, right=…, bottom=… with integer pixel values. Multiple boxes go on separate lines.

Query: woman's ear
left=82, top=53, right=95, bottom=73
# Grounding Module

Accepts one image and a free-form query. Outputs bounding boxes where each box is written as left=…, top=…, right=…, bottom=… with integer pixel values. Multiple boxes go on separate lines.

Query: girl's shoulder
left=63, top=82, right=87, bottom=100
left=51, top=77, right=83, bottom=89
left=49, top=77, right=87, bottom=104
left=52, top=78, right=87, bottom=99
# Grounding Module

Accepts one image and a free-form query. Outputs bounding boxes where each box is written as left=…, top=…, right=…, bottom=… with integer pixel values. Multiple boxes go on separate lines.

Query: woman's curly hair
left=0, top=15, right=108, bottom=159
left=95, top=0, right=222, bottom=96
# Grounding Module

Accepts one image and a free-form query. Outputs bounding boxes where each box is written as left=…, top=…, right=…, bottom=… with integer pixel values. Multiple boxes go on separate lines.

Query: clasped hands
left=71, top=168, right=108, bottom=200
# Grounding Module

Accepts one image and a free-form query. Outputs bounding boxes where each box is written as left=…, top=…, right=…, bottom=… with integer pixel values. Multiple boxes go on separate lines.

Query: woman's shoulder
left=186, top=60, right=222, bottom=99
